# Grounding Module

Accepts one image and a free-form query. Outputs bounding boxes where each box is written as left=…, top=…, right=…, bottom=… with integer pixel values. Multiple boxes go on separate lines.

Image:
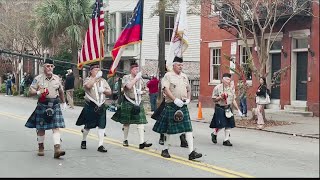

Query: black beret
left=222, top=73, right=232, bottom=78
left=44, top=59, right=53, bottom=65
left=130, top=62, right=139, bottom=68
left=89, top=62, right=100, bottom=71
left=173, top=56, right=183, bottom=63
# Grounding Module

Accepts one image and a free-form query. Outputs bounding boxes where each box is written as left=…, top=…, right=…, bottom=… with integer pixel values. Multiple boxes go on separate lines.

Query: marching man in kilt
left=76, top=63, right=112, bottom=153
left=111, top=62, right=152, bottom=149
left=25, top=59, right=67, bottom=159
left=210, top=73, right=242, bottom=146
left=152, top=56, right=202, bottom=160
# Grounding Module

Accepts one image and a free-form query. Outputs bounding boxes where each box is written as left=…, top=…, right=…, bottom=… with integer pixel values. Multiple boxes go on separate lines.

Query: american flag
left=77, top=0, right=105, bottom=69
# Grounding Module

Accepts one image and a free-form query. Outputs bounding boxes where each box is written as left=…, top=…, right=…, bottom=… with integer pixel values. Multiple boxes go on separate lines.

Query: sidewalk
left=186, top=100, right=319, bottom=139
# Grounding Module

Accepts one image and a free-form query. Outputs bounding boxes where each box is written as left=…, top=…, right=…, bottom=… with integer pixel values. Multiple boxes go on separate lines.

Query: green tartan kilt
left=111, top=99, right=147, bottom=124
left=152, top=103, right=192, bottom=134
left=76, top=101, right=107, bottom=129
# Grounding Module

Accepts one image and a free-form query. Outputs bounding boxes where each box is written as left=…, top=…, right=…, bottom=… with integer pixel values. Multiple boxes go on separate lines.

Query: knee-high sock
left=123, top=125, right=130, bottom=141
left=98, top=128, right=105, bottom=147
left=185, top=132, right=194, bottom=153
left=137, top=124, right=144, bottom=144
left=52, top=132, right=61, bottom=145
left=224, top=128, right=231, bottom=141
left=82, top=129, right=90, bottom=141
left=37, top=135, right=45, bottom=144
left=213, top=128, right=221, bottom=135
left=163, top=134, right=170, bottom=150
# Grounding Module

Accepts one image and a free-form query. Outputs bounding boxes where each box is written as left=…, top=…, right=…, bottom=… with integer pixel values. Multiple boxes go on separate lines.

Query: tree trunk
left=157, top=0, right=166, bottom=106
left=71, top=45, right=79, bottom=89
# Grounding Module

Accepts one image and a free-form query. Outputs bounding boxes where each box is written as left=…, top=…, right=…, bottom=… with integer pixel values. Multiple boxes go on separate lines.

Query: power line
left=0, top=48, right=127, bottom=75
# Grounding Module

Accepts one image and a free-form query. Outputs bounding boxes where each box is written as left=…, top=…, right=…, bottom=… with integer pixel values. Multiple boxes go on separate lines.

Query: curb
left=190, top=119, right=320, bottom=139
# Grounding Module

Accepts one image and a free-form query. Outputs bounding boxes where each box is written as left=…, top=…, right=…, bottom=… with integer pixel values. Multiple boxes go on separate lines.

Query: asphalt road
left=0, top=95, right=319, bottom=178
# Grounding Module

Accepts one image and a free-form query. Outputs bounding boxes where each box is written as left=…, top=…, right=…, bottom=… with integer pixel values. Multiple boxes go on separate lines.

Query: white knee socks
left=52, top=132, right=61, bottom=145
left=224, top=128, right=231, bottom=141
left=98, top=128, right=105, bottom=147
left=37, top=136, right=45, bottom=144
left=164, top=134, right=170, bottom=150
left=123, top=125, right=130, bottom=141
left=185, top=132, right=194, bottom=153
left=82, top=129, right=90, bottom=141
left=137, top=124, right=144, bottom=144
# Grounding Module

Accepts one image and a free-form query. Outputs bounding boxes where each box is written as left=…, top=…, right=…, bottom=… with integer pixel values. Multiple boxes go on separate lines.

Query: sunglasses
left=45, top=64, right=55, bottom=68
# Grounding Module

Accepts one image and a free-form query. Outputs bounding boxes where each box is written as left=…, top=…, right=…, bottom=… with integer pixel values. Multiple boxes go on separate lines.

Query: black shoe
left=189, top=150, right=202, bottom=160
left=139, top=142, right=152, bottom=149
left=97, top=145, right=108, bottom=152
left=180, top=134, right=188, bottom=148
left=123, top=140, right=129, bottom=147
left=81, top=141, right=86, bottom=149
left=211, top=133, right=217, bottom=144
left=223, top=140, right=233, bottom=146
left=161, top=149, right=171, bottom=158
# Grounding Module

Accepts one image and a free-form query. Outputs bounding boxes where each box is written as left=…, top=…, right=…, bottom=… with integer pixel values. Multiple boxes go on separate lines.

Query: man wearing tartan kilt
left=76, top=63, right=112, bottom=153
left=152, top=56, right=202, bottom=160
left=25, top=59, right=67, bottom=159
left=210, top=73, right=242, bottom=146
left=111, top=62, right=152, bottom=149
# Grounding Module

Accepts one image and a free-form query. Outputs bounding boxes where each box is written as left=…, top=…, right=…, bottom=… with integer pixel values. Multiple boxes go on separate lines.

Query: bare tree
left=0, top=0, right=42, bottom=91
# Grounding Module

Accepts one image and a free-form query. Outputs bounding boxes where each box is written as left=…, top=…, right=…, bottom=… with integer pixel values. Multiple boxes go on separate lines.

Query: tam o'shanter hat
left=173, top=56, right=183, bottom=63
left=89, top=62, right=100, bottom=71
left=130, top=61, right=139, bottom=68
left=222, top=73, right=232, bottom=78
left=44, top=59, right=54, bottom=65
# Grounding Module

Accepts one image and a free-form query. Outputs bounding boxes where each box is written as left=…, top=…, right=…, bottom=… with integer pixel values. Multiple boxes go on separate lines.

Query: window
left=210, top=48, right=221, bottom=82
left=294, top=38, right=308, bottom=49
left=165, top=13, right=175, bottom=42
left=109, top=13, right=116, bottom=46
left=240, top=47, right=252, bottom=80
left=121, top=12, right=133, bottom=30
left=270, top=41, right=282, bottom=50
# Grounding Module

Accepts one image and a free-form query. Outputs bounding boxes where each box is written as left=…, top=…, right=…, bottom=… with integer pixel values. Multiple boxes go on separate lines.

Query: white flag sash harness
left=85, top=80, right=106, bottom=107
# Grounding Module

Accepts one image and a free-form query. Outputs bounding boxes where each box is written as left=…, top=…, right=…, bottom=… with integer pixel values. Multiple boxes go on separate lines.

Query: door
left=296, top=52, right=308, bottom=100
left=271, top=53, right=281, bottom=99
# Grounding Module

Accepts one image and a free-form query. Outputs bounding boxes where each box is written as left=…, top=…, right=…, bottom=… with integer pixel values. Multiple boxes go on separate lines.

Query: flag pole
left=138, top=0, right=144, bottom=92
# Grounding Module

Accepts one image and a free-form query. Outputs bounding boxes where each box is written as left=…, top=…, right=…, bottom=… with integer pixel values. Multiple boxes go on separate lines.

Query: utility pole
left=158, top=0, right=166, bottom=101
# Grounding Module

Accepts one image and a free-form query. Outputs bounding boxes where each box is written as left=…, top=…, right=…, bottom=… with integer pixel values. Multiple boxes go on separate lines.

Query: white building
left=105, top=0, right=201, bottom=80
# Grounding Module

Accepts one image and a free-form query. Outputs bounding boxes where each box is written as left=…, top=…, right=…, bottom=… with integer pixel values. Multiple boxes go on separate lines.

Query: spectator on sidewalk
left=253, top=77, right=270, bottom=130
left=210, top=73, right=242, bottom=146
left=5, top=75, right=13, bottom=96
left=65, top=69, right=75, bottom=109
left=238, top=78, right=248, bottom=117
left=20, top=74, right=26, bottom=96
left=147, top=75, right=159, bottom=112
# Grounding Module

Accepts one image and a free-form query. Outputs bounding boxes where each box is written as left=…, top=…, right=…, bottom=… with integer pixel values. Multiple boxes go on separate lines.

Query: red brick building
left=199, top=1, right=319, bottom=116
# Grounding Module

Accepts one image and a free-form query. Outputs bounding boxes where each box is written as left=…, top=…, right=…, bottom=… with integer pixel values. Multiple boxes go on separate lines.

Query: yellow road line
left=0, top=111, right=254, bottom=178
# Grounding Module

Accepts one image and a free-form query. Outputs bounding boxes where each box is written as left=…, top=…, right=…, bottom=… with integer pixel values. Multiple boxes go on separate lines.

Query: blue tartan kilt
left=111, top=99, right=147, bottom=124
left=25, top=99, right=65, bottom=130
left=152, top=102, right=192, bottom=134
left=76, top=101, right=107, bottom=129
left=209, top=105, right=235, bottom=129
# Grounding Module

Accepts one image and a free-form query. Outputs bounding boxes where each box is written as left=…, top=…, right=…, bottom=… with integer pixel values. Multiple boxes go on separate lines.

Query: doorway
left=271, top=53, right=281, bottom=99
left=296, top=52, right=308, bottom=101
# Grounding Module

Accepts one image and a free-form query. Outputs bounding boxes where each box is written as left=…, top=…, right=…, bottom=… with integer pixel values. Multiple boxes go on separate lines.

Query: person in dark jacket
left=65, top=69, right=75, bottom=109
left=254, top=77, right=269, bottom=129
